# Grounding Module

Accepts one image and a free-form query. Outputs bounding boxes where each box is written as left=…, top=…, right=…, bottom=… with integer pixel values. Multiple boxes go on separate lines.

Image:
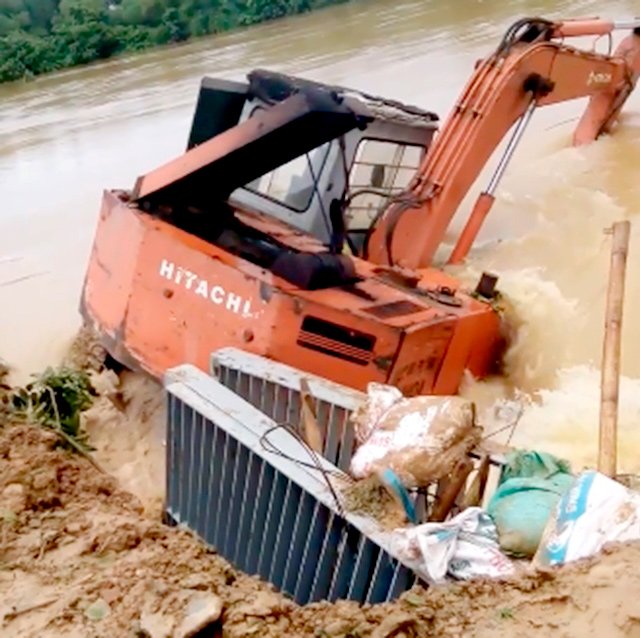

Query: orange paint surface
left=81, top=193, right=501, bottom=395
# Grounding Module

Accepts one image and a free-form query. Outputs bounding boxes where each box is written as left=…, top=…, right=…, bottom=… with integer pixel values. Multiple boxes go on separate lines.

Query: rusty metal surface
left=81, top=194, right=501, bottom=392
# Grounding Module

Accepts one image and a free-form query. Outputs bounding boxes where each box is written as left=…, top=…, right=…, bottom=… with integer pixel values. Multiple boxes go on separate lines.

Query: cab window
left=245, top=142, right=330, bottom=212
left=346, top=140, right=424, bottom=230
left=243, top=104, right=331, bottom=212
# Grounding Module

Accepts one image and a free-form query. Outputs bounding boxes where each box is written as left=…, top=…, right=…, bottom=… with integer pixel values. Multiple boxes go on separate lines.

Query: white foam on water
left=465, top=366, right=640, bottom=474
left=457, top=118, right=640, bottom=473
left=513, top=366, right=640, bottom=473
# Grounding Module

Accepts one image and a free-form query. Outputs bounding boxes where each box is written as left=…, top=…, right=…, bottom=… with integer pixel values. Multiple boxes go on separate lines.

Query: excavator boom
left=366, top=18, right=640, bottom=269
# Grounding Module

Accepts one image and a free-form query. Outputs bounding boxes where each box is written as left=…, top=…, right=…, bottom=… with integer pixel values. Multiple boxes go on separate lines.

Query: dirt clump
left=341, top=474, right=409, bottom=529
left=81, top=369, right=167, bottom=517
left=62, top=325, right=107, bottom=374
left=0, top=421, right=272, bottom=637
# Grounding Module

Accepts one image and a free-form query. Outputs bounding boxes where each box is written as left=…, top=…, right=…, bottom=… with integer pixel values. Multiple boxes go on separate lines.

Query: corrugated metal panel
left=210, top=348, right=440, bottom=518
left=211, top=347, right=364, bottom=472
left=164, top=364, right=418, bottom=605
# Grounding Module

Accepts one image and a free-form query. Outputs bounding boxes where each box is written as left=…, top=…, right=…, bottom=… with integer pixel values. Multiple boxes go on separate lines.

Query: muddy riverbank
left=1, top=416, right=640, bottom=638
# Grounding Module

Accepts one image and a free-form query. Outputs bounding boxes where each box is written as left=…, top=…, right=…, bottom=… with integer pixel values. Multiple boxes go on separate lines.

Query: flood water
left=1, top=0, right=640, bottom=471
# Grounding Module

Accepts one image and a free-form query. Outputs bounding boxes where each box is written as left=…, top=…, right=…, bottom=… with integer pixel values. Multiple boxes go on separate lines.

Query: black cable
left=336, top=135, right=360, bottom=256
left=362, top=189, right=425, bottom=263
left=338, top=134, right=351, bottom=194
left=493, top=18, right=556, bottom=61
left=258, top=422, right=354, bottom=516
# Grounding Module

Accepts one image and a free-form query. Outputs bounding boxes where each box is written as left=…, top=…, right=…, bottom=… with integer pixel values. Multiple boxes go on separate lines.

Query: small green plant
left=499, top=607, right=514, bottom=620
left=9, top=367, right=96, bottom=454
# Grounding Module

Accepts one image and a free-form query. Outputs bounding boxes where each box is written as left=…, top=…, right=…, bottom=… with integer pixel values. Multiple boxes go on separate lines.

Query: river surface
left=2, top=0, right=640, bottom=472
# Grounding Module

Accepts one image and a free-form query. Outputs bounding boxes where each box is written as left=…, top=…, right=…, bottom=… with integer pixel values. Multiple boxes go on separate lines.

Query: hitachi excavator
left=81, top=17, right=640, bottom=397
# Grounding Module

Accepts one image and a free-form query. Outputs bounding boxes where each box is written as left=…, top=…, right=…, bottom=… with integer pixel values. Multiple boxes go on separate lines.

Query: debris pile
left=2, top=331, right=640, bottom=637
left=2, top=421, right=640, bottom=637
left=341, top=474, right=407, bottom=530
left=339, top=382, right=640, bottom=585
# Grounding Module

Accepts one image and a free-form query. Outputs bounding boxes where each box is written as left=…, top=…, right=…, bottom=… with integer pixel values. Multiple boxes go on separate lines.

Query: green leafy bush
left=0, top=0, right=351, bottom=83
left=8, top=367, right=96, bottom=453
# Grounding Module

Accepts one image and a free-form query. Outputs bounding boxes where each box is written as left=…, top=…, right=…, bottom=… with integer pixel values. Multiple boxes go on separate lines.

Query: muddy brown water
left=2, top=0, right=640, bottom=473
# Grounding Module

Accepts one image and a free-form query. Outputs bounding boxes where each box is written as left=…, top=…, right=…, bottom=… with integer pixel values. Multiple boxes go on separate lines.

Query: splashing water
left=456, top=119, right=640, bottom=473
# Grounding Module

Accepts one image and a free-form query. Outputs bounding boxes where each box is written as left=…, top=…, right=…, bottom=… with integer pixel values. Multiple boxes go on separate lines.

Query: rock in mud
left=228, top=590, right=292, bottom=619
left=179, top=572, right=216, bottom=591
left=64, top=325, right=107, bottom=372
left=175, top=592, right=223, bottom=638
left=321, top=617, right=356, bottom=635
left=139, top=610, right=175, bottom=638
left=370, top=612, right=417, bottom=638
left=89, top=369, right=120, bottom=399
left=1, top=483, right=26, bottom=513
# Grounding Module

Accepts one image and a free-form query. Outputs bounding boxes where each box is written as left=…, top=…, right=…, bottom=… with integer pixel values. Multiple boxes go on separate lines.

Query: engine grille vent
left=297, top=316, right=376, bottom=366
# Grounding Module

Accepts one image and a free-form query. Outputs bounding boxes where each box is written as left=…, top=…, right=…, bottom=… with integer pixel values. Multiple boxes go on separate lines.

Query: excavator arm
left=365, top=17, right=640, bottom=269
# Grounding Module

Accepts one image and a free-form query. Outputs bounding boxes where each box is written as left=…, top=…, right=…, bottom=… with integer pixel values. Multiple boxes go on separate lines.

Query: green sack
left=487, top=451, right=574, bottom=558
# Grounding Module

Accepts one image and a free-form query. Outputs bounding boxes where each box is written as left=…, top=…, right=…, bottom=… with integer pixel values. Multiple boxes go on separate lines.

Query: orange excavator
left=81, top=17, right=640, bottom=397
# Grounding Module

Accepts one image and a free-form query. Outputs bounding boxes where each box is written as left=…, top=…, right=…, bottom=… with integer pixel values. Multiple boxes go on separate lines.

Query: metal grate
left=296, top=316, right=376, bottom=366
left=164, top=365, right=417, bottom=605
left=361, top=300, right=425, bottom=319
left=211, top=347, right=366, bottom=472
left=211, top=348, right=436, bottom=520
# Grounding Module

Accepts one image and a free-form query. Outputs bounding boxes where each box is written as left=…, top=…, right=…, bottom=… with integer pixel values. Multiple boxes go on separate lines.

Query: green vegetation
left=0, top=0, right=349, bottom=83
left=499, top=608, right=514, bottom=620
left=2, top=366, right=96, bottom=454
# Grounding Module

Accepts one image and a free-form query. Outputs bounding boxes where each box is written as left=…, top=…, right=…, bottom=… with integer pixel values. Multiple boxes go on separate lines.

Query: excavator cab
left=186, top=71, right=439, bottom=253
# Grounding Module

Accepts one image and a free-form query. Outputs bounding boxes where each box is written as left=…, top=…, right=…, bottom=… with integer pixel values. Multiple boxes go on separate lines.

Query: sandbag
left=389, top=507, right=516, bottom=584
left=349, top=384, right=480, bottom=488
left=351, top=382, right=403, bottom=445
left=534, top=470, right=640, bottom=567
left=487, top=451, right=574, bottom=558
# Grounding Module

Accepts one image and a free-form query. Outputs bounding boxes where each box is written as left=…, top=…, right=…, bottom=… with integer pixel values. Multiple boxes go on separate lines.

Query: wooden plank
left=599, top=220, right=630, bottom=477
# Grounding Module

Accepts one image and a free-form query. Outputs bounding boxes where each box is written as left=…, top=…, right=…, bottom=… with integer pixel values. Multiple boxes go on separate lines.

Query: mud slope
left=0, top=422, right=639, bottom=638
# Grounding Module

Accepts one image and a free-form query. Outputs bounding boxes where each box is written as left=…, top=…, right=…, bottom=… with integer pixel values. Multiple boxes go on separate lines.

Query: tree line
left=0, top=0, right=348, bottom=83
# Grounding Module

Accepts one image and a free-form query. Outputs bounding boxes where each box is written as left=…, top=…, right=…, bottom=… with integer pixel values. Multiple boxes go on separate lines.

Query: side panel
left=124, top=217, right=269, bottom=376
left=433, top=307, right=502, bottom=394
left=386, top=317, right=457, bottom=395
left=81, top=201, right=501, bottom=394
left=164, top=366, right=418, bottom=604
left=81, top=191, right=145, bottom=343
left=133, top=91, right=369, bottom=208
left=97, top=207, right=400, bottom=388
left=187, top=77, right=248, bottom=150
